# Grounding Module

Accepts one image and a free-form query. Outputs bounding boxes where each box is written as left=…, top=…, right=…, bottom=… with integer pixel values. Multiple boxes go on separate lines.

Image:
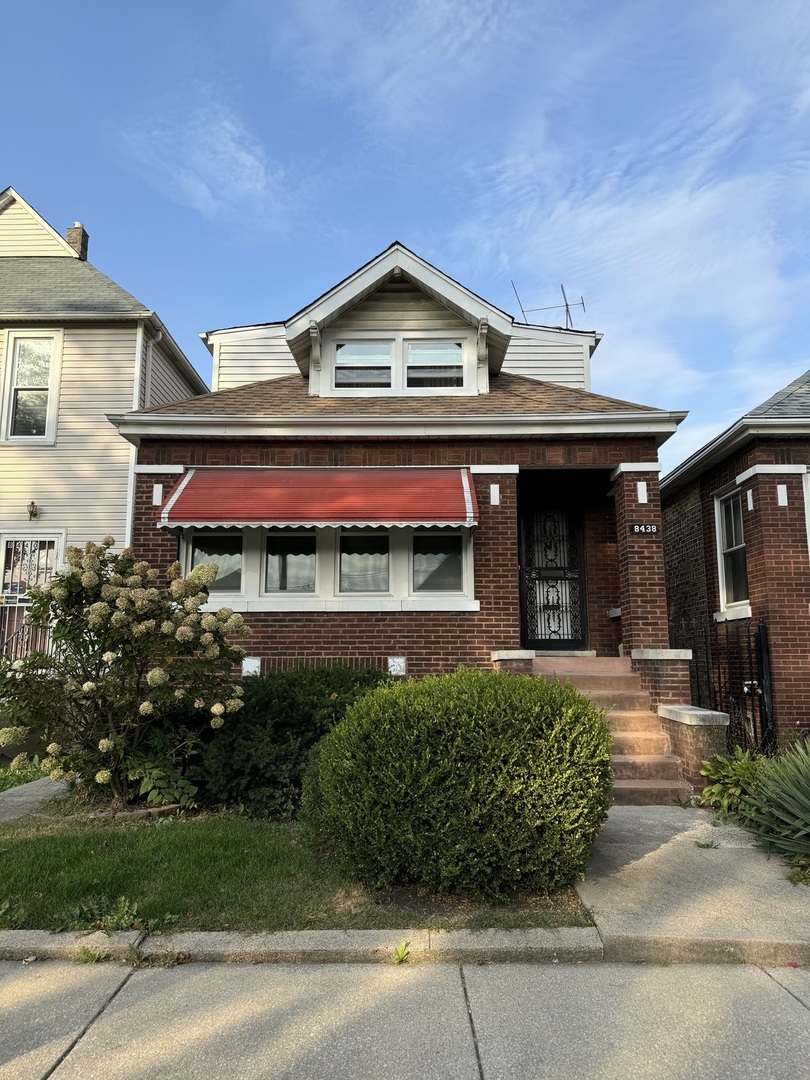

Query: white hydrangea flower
left=102, top=651, right=117, bottom=663
left=82, top=681, right=97, bottom=694
left=95, top=769, right=112, bottom=784
left=146, top=667, right=168, bottom=687
left=9, top=752, right=29, bottom=772
left=194, top=698, right=205, bottom=709
left=46, top=742, right=61, bottom=755
left=210, top=716, right=224, bottom=729
left=225, top=699, right=244, bottom=712
left=138, top=701, right=154, bottom=715
left=98, top=738, right=114, bottom=752
left=210, top=702, right=225, bottom=716
left=81, top=571, right=100, bottom=588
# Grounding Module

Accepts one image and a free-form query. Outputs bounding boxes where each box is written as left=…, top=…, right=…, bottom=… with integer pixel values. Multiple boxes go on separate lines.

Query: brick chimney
left=66, top=222, right=89, bottom=260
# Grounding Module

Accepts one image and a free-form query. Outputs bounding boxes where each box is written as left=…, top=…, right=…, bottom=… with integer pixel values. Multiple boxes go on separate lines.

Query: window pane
left=334, top=367, right=392, bottom=387
left=406, top=342, right=463, bottom=388
left=722, top=494, right=743, bottom=549
left=724, top=549, right=749, bottom=604
left=3, top=539, right=56, bottom=597
left=11, top=390, right=48, bottom=436
left=413, top=534, right=463, bottom=591
left=16, top=339, right=52, bottom=386
left=266, top=533, right=316, bottom=592
left=335, top=342, right=392, bottom=388
left=340, top=533, right=389, bottom=592
left=192, top=534, right=243, bottom=592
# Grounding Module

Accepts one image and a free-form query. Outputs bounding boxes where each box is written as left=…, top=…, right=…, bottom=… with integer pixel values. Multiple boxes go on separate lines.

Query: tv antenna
left=510, top=282, right=586, bottom=330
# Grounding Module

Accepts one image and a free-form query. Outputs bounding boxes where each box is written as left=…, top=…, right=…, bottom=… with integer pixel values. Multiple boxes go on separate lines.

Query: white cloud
left=117, top=97, right=297, bottom=231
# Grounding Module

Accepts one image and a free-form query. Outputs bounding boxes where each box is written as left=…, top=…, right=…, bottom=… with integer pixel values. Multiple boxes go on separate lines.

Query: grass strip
left=0, top=809, right=591, bottom=932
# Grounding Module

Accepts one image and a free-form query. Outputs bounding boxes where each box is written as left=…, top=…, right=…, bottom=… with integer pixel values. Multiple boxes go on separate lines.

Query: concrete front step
left=581, top=689, right=652, bottom=712
left=611, top=778, right=693, bottom=806
left=611, top=731, right=670, bottom=755
left=533, top=656, right=632, bottom=675
left=611, top=754, right=682, bottom=780
left=542, top=673, right=642, bottom=692
left=606, top=710, right=665, bottom=733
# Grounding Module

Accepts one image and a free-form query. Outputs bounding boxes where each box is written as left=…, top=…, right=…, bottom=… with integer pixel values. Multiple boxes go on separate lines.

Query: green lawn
left=0, top=807, right=591, bottom=933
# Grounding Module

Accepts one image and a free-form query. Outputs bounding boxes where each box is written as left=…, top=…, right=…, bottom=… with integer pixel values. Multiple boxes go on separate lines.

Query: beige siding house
left=0, top=187, right=207, bottom=653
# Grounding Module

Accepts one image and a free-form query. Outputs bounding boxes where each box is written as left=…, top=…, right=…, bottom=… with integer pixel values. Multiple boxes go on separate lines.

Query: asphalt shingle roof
left=142, top=371, right=666, bottom=419
left=748, top=368, right=810, bottom=420
left=0, top=257, right=149, bottom=317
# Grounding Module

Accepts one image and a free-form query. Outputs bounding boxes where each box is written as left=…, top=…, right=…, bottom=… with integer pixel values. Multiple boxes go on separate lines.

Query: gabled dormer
left=204, top=243, right=601, bottom=394
left=284, top=243, right=513, bottom=397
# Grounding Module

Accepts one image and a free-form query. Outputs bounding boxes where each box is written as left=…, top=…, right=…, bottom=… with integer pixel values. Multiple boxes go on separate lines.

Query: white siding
left=501, top=332, right=589, bottom=389
left=147, top=338, right=201, bottom=406
left=213, top=326, right=299, bottom=390
left=0, top=324, right=137, bottom=548
left=0, top=201, right=72, bottom=257
left=329, top=281, right=468, bottom=333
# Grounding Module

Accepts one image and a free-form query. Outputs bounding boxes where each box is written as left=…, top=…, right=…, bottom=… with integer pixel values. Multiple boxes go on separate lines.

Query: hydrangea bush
left=0, top=538, right=246, bottom=806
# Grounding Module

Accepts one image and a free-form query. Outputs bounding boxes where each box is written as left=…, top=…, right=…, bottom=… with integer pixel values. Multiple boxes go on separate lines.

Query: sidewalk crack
left=459, top=963, right=485, bottom=1080
left=40, top=967, right=135, bottom=1079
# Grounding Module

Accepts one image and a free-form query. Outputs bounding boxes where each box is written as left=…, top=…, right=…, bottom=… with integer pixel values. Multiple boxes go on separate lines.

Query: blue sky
left=6, top=0, right=810, bottom=472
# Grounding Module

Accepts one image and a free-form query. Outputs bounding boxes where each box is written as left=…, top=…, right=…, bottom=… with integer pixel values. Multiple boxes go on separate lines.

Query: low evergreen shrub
left=301, top=668, right=613, bottom=895
left=738, top=737, right=810, bottom=866
left=201, top=664, right=390, bottom=817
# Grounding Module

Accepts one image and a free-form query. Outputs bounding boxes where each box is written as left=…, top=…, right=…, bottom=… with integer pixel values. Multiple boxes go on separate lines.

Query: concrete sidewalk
left=0, top=782, right=808, bottom=967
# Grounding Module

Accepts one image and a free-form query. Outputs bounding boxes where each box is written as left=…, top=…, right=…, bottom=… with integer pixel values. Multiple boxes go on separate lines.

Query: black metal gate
left=520, top=509, right=587, bottom=650
left=669, top=617, right=776, bottom=752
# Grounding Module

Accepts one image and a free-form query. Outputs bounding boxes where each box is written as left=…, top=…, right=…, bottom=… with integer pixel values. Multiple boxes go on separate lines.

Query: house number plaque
left=628, top=523, right=659, bottom=535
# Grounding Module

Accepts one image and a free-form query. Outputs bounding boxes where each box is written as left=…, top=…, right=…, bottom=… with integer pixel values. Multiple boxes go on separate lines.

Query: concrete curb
left=0, top=927, right=603, bottom=965
left=0, top=929, right=142, bottom=961
left=598, top=934, right=810, bottom=967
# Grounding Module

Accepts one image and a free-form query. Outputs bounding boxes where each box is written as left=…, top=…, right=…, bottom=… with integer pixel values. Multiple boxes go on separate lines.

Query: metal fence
left=669, top=616, right=776, bottom=753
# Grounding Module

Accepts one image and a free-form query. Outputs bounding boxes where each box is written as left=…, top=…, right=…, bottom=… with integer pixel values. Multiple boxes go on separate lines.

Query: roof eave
left=662, top=416, right=810, bottom=494
left=108, top=409, right=686, bottom=447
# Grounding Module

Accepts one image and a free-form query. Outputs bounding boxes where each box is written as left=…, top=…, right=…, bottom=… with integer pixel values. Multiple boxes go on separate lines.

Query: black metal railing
left=669, top=616, right=776, bottom=753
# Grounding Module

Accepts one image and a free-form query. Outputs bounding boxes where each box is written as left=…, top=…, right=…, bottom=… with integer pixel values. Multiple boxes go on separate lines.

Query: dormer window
left=325, top=331, right=476, bottom=396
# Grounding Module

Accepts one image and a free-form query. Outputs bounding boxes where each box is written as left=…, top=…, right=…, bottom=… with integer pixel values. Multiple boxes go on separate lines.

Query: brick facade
left=130, top=435, right=682, bottom=678
left=663, top=437, right=810, bottom=746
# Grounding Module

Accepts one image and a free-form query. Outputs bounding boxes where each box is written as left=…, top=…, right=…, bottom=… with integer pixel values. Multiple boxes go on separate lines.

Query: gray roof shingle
left=748, top=368, right=810, bottom=419
left=141, top=371, right=666, bottom=419
left=0, top=257, right=149, bottom=317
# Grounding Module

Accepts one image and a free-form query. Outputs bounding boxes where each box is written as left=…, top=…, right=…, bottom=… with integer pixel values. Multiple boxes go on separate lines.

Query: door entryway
left=520, top=508, right=587, bottom=650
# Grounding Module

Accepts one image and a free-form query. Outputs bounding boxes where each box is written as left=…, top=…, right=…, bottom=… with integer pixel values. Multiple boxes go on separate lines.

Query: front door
left=520, top=509, right=587, bottom=650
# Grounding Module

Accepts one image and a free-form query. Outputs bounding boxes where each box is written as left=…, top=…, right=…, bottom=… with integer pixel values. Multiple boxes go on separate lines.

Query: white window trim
left=714, top=488, right=749, bottom=616
left=1, top=329, right=64, bottom=445
left=182, top=526, right=479, bottom=612
left=319, top=329, right=479, bottom=398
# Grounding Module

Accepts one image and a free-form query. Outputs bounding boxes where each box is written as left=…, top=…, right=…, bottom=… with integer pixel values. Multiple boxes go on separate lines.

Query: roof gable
left=284, top=242, right=514, bottom=374
left=0, top=187, right=77, bottom=258
left=749, top=367, right=810, bottom=419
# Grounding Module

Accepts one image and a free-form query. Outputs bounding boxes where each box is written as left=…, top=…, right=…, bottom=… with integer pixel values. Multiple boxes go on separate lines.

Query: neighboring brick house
left=0, top=187, right=207, bottom=655
left=662, top=369, right=810, bottom=749
left=110, top=243, right=692, bottom=712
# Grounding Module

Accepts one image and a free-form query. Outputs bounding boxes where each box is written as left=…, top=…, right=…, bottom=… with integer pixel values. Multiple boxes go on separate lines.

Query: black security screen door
left=520, top=509, right=587, bottom=649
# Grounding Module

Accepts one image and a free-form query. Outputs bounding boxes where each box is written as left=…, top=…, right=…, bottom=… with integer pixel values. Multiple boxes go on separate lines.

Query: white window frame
left=322, top=329, right=477, bottom=398
left=180, top=526, right=478, bottom=612
left=713, top=488, right=751, bottom=619
left=1, top=329, right=63, bottom=445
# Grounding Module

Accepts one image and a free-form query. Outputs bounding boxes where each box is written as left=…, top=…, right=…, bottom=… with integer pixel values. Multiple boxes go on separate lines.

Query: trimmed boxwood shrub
left=201, top=664, right=390, bottom=817
left=301, top=668, right=612, bottom=895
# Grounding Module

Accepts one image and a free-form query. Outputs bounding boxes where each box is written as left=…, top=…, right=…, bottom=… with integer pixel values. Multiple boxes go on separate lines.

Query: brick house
left=662, top=368, right=810, bottom=749
left=111, top=244, right=700, bottom=799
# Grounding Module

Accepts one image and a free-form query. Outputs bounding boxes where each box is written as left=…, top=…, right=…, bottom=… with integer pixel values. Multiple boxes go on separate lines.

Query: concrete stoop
left=532, top=656, right=692, bottom=806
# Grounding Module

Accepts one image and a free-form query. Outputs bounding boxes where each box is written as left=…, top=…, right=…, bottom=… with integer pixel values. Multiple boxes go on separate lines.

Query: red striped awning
left=157, top=467, right=478, bottom=529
